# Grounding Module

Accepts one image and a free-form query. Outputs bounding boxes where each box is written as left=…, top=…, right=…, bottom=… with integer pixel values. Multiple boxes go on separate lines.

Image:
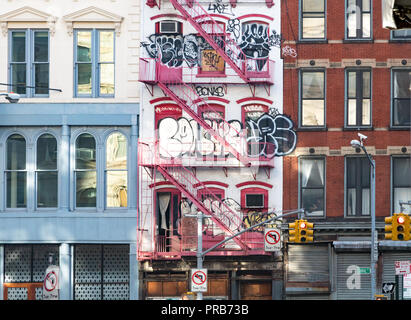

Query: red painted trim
left=149, top=97, right=174, bottom=104
left=237, top=14, right=274, bottom=22
left=240, top=187, right=268, bottom=209
left=236, top=97, right=273, bottom=105
left=192, top=97, right=230, bottom=105
left=149, top=181, right=176, bottom=189
left=150, top=14, right=187, bottom=21
left=236, top=181, right=273, bottom=189
left=193, top=181, right=229, bottom=188
left=197, top=14, right=230, bottom=21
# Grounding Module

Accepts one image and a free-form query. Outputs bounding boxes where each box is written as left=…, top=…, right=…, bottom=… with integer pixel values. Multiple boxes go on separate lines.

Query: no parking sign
left=264, top=228, right=281, bottom=252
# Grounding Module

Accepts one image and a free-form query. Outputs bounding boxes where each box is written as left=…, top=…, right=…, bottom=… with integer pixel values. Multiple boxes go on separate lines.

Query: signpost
left=191, top=268, right=207, bottom=293
left=264, top=228, right=281, bottom=252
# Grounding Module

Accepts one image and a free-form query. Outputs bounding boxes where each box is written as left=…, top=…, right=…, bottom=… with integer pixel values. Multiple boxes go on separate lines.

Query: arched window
left=106, top=132, right=128, bottom=208
left=6, top=134, right=26, bottom=208
left=75, top=133, right=96, bottom=208
left=36, top=133, right=58, bottom=208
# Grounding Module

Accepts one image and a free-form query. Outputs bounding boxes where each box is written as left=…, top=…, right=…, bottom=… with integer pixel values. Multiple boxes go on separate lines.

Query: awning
left=333, top=240, right=411, bottom=251
left=333, top=241, right=370, bottom=252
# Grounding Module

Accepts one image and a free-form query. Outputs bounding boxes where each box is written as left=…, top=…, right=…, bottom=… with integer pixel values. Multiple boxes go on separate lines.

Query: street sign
left=359, top=267, right=370, bottom=274
left=382, top=282, right=396, bottom=294
left=42, top=265, right=60, bottom=300
left=190, top=269, right=207, bottom=293
left=264, top=228, right=281, bottom=252
left=395, top=260, right=411, bottom=275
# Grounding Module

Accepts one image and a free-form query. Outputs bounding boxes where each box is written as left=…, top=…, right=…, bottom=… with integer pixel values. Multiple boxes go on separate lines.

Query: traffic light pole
left=359, top=144, right=377, bottom=300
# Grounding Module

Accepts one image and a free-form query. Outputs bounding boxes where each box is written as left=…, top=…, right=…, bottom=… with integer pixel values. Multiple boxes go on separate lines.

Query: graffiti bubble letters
left=282, top=45, right=297, bottom=58
left=246, top=113, right=297, bottom=158
left=158, top=116, right=243, bottom=158
left=195, top=85, right=226, bottom=97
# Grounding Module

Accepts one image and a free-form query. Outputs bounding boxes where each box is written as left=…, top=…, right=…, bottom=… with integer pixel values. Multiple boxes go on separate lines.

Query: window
left=241, top=187, right=268, bottom=210
left=300, top=157, right=325, bottom=217
left=9, top=29, right=49, bottom=97
left=240, top=22, right=270, bottom=73
left=75, top=133, right=97, bottom=208
left=36, top=134, right=58, bottom=208
left=346, top=69, right=371, bottom=127
left=106, top=132, right=128, bottom=208
left=391, top=29, right=411, bottom=40
left=392, top=157, right=411, bottom=214
left=74, top=245, right=129, bottom=300
left=199, top=23, right=225, bottom=75
left=300, top=0, right=326, bottom=40
left=392, top=69, right=411, bottom=127
left=74, top=29, right=115, bottom=97
left=346, top=157, right=371, bottom=216
left=300, top=70, right=325, bottom=127
left=346, top=0, right=371, bottom=39
left=6, top=134, right=27, bottom=208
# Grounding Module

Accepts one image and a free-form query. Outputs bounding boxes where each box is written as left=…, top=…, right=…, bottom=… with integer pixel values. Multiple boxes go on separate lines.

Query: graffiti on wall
left=142, top=21, right=283, bottom=70
left=207, top=0, right=235, bottom=16
left=194, top=85, right=226, bottom=97
left=181, top=196, right=279, bottom=236
left=157, top=112, right=296, bottom=159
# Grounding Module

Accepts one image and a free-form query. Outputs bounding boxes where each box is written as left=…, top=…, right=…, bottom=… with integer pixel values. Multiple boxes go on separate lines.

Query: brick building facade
left=281, top=0, right=411, bottom=299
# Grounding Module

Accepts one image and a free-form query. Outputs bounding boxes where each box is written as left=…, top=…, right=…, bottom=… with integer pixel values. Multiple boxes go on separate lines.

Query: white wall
left=0, top=0, right=140, bottom=103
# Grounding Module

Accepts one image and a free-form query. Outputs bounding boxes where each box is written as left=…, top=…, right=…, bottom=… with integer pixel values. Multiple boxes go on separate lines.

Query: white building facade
left=138, top=0, right=295, bottom=299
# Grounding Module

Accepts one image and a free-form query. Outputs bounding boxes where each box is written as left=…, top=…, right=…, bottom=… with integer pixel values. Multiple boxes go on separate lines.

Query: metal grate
left=4, top=244, right=59, bottom=283
left=74, top=244, right=129, bottom=300
left=6, top=287, right=28, bottom=300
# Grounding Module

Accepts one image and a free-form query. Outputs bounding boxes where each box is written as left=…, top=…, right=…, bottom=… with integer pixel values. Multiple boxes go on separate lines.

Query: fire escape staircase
left=169, top=0, right=250, bottom=83
left=156, top=161, right=249, bottom=251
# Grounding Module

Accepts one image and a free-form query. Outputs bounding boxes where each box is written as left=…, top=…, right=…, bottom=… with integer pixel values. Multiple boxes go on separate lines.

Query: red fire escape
left=138, top=0, right=275, bottom=260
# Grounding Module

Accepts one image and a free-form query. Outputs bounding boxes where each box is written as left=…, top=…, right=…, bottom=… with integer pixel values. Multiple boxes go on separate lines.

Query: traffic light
left=288, top=219, right=314, bottom=243
left=288, top=220, right=298, bottom=243
left=385, top=213, right=411, bottom=241
left=299, top=220, right=314, bottom=243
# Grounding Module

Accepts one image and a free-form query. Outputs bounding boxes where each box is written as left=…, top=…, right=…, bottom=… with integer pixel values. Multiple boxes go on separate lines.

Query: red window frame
left=240, top=187, right=268, bottom=212
left=197, top=21, right=226, bottom=76
left=155, top=104, right=182, bottom=130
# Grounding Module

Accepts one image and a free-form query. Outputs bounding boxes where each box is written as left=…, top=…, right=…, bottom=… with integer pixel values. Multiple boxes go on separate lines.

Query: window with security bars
left=74, top=244, right=129, bottom=300
left=4, top=244, right=59, bottom=300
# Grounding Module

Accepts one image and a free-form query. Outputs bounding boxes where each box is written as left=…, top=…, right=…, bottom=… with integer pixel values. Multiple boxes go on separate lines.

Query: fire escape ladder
left=156, top=163, right=249, bottom=251
left=156, top=80, right=250, bottom=167
left=169, top=0, right=250, bottom=83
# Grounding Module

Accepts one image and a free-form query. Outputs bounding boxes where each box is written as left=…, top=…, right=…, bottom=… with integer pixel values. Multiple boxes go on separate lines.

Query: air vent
left=159, top=21, right=180, bottom=34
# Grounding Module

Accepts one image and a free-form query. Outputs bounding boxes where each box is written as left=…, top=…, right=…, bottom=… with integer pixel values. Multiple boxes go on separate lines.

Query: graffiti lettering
left=242, top=211, right=278, bottom=232
left=157, top=112, right=296, bottom=159
left=246, top=113, right=297, bottom=158
left=282, top=45, right=297, bottom=58
left=208, top=0, right=235, bottom=16
left=202, top=50, right=223, bottom=70
left=195, top=85, right=226, bottom=97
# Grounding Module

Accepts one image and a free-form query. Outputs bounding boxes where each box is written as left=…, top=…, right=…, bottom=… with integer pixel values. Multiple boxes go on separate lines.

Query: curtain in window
left=158, top=193, right=170, bottom=230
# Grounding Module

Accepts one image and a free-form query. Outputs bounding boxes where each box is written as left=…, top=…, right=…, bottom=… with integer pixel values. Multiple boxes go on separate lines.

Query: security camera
left=357, top=133, right=367, bottom=141
left=350, top=139, right=361, bottom=148
left=5, top=92, right=20, bottom=103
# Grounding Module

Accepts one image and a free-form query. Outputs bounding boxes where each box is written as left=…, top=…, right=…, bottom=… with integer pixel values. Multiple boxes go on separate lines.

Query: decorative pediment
left=0, top=6, right=57, bottom=36
left=63, top=6, right=123, bottom=36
